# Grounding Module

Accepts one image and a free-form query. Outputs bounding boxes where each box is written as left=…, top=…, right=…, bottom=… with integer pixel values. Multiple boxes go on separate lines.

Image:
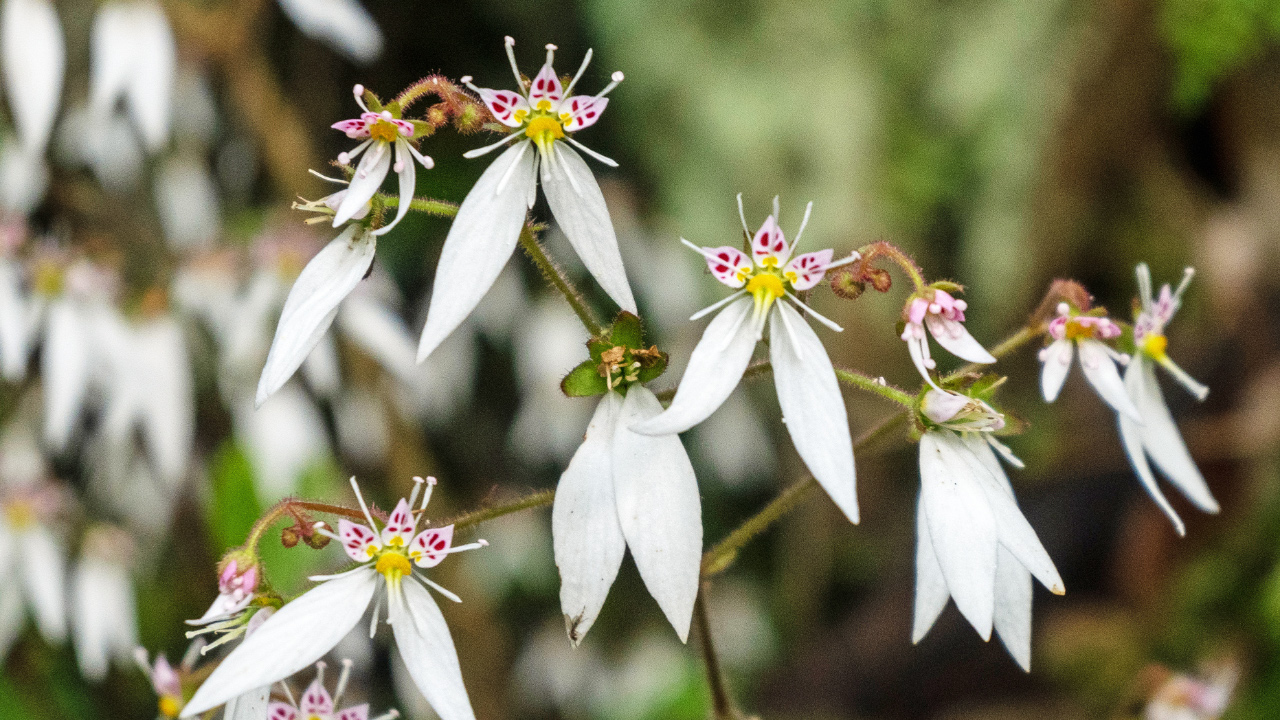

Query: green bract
left=560, top=311, right=668, bottom=397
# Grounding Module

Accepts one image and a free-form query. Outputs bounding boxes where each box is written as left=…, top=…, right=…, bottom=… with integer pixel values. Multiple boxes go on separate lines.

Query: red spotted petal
left=478, top=88, right=528, bottom=128
left=562, top=95, right=608, bottom=132
left=380, top=498, right=416, bottom=547
left=783, top=249, right=833, bottom=291
left=703, top=246, right=753, bottom=288
left=337, top=704, right=370, bottom=720
left=331, top=118, right=371, bottom=138
left=528, top=64, right=564, bottom=108
left=268, top=702, right=299, bottom=720
left=299, top=678, right=334, bottom=716
left=750, top=215, right=788, bottom=267
left=338, top=519, right=379, bottom=562
left=409, top=524, right=455, bottom=568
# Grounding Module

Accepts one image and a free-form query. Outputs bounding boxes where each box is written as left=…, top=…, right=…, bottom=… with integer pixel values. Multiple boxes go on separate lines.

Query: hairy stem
left=442, top=489, right=556, bottom=532
left=243, top=500, right=368, bottom=554
left=378, top=194, right=460, bottom=218
left=518, top=225, right=604, bottom=335
left=833, top=365, right=915, bottom=407
left=693, top=589, right=740, bottom=720
left=854, top=240, right=928, bottom=292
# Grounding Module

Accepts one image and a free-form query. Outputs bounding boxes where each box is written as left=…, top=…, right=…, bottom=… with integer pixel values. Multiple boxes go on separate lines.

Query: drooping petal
left=631, top=297, right=756, bottom=436
left=911, top=492, right=950, bottom=644
left=0, top=260, right=36, bottom=381
left=255, top=226, right=375, bottom=405
left=1119, top=403, right=1185, bottom=536
left=417, top=141, right=536, bottom=362
left=612, top=387, right=702, bottom=642
left=781, top=249, right=832, bottom=291
left=390, top=579, right=476, bottom=720
left=408, top=525, right=454, bottom=569
left=769, top=302, right=857, bottom=523
left=299, top=677, right=334, bottom=716
left=919, top=432, right=997, bottom=640
left=1077, top=339, right=1141, bottom=420
left=18, top=527, right=66, bottom=642
left=334, top=141, right=392, bottom=226
left=750, top=215, right=788, bottom=267
left=1128, top=359, right=1218, bottom=513
left=180, top=568, right=378, bottom=717
left=338, top=519, right=379, bottom=561
left=551, top=392, right=626, bottom=645
left=2, top=0, right=64, bottom=153
left=992, top=547, right=1033, bottom=672
left=1038, top=339, right=1073, bottom=403
left=561, top=95, right=607, bottom=132
left=42, top=299, right=91, bottom=451
left=527, top=64, right=564, bottom=108
left=267, top=702, right=299, bottom=720
left=475, top=88, right=528, bottom=128
left=369, top=137, right=415, bottom=237
left=276, top=0, right=383, bottom=64
left=701, top=246, right=752, bottom=289
left=225, top=687, right=272, bottom=720
left=924, top=315, right=996, bottom=364
left=540, top=144, right=637, bottom=313
left=123, top=1, right=175, bottom=152
left=380, top=498, right=416, bottom=548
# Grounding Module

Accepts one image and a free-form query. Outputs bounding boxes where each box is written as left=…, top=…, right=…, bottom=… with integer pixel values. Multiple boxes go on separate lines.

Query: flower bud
left=921, top=389, right=1006, bottom=432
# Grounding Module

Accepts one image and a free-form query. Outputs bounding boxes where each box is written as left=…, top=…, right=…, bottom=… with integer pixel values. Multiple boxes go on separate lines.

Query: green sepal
left=635, top=351, right=668, bottom=384
left=1115, top=323, right=1137, bottom=356
left=967, top=373, right=1008, bottom=400
left=561, top=360, right=610, bottom=397
left=993, top=409, right=1030, bottom=437
left=383, top=100, right=403, bottom=118
left=410, top=120, right=437, bottom=138
left=587, top=337, right=612, bottom=364
left=930, top=280, right=964, bottom=293
left=363, top=89, right=384, bottom=113
left=609, top=311, right=645, bottom=349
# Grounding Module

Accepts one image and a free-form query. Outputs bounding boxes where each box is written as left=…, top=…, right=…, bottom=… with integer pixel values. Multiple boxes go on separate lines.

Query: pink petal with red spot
left=338, top=519, right=379, bottom=562
left=268, top=701, right=299, bottom=720
left=409, top=524, right=455, bottom=568
left=477, top=88, right=528, bottom=128
left=300, top=678, right=334, bottom=716
left=562, top=95, right=608, bottom=131
left=331, top=118, right=371, bottom=138
left=750, top=215, right=788, bottom=266
left=380, top=498, right=416, bottom=546
left=783, top=249, right=834, bottom=291
left=528, top=64, right=564, bottom=107
left=336, top=704, right=370, bottom=720
left=703, top=245, right=752, bottom=289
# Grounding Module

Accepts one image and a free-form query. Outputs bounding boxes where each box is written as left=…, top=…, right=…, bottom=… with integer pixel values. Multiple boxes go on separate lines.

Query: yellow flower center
left=746, top=272, right=785, bottom=321
left=369, top=119, right=400, bottom=143
left=158, top=695, right=182, bottom=718
left=1063, top=320, right=1096, bottom=340
left=1142, top=333, right=1168, bottom=360
left=375, top=550, right=412, bottom=585
left=32, top=262, right=62, bottom=297
left=3, top=501, right=34, bottom=530
left=525, top=115, right=566, bottom=146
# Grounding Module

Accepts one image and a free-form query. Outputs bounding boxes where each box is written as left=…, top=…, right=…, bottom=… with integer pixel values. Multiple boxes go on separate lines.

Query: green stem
left=518, top=225, right=604, bottom=336
left=833, top=365, right=915, bottom=407
left=693, top=589, right=740, bottom=720
left=442, top=489, right=556, bottom=532
left=940, top=324, right=1042, bottom=383
left=378, top=194, right=459, bottom=218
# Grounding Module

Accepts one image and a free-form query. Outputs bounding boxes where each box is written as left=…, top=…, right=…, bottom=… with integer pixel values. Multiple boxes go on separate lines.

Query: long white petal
left=1118, top=407, right=1185, bottom=536
left=631, top=297, right=756, bottom=436
left=256, top=226, right=375, bottom=405
left=123, top=1, right=175, bottom=151
left=136, top=318, right=193, bottom=486
left=992, top=547, right=1032, bottom=672
left=391, top=579, right=476, bottom=720
left=223, top=687, right=271, bottom=720
left=2, top=0, right=64, bottom=153
left=1039, top=339, right=1072, bottom=403
left=72, top=557, right=135, bottom=681
left=335, top=142, right=392, bottom=226
left=417, top=141, right=535, bottom=362
left=42, top=299, right=91, bottom=451
left=276, top=0, right=383, bottom=63
left=925, top=316, right=996, bottom=363
left=912, top=492, right=950, bottom=644
left=612, top=387, right=702, bottom=642
left=958, top=435, right=1063, bottom=594
left=19, top=527, right=66, bottom=642
left=540, top=143, right=636, bottom=313
left=1130, top=359, right=1218, bottom=513
left=371, top=137, right=415, bottom=236
left=1078, top=339, right=1141, bottom=419
left=552, top=393, right=626, bottom=645
left=919, top=432, right=996, bottom=640
left=769, top=303, right=857, bottom=523
left=181, top=568, right=378, bottom=716
left=0, top=260, right=33, bottom=380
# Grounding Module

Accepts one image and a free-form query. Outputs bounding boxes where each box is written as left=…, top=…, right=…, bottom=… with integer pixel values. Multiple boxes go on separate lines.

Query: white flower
left=0, top=221, right=40, bottom=380
left=89, top=0, right=175, bottom=152
left=329, top=86, right=434, bottom=235
left=0, top=0, right=64, bottom=155
left=256, top=225, right=376, bottom=405
left=181, top=476, right=487, bottom=720
left=71, top=525, right=138, bottom=681
left=276, top=0, right=383, bottom=64
left=153, top=153, right=221, bottom=250
left=1119, top=264, right=1217, bottom=536
left=1145, top=661, right=1237, bottom=720
left=0, top=474, right=67, bottom=658
left=631, top=197, right=860, bottom=523
left=267, top=659, right=399, bottom=720
left=553, top=386, right=702, bottom=644
left=913, top=430, right=1063, bottom=670
left=418, top=38, right=636, bottom=362
left=1038, top=303, right=1140, bottom=419
left=901, top=289, right=995, bottom=385
left=920, top=388, right=1006, bottom=432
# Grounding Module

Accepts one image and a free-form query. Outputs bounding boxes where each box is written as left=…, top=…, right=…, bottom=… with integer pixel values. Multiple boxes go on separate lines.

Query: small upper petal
left=781, top=249, right=832, bottom=291
left=476, top=88, right=528, bottom=128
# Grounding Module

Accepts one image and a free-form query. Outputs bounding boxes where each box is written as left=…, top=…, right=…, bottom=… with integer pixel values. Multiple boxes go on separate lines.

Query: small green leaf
left=609, top=311, right=646, bottom=349
left=587, top=337, right=612, bottom=363
left=363, top=89, right=383, bottom=113
left=409, top=120, right=436, bottom=138
left=931, top=280, right=964, bottom=293
left=562, top=360, right=608, bottom=397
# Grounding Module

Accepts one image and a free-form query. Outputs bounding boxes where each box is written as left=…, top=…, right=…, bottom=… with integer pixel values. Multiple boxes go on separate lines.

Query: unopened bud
left=280, top=527, right=300, bottom=548
left=829, top=269, right=865, bottom=300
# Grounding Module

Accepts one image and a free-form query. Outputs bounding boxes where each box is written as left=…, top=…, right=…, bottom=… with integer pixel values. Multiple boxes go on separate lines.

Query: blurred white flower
left=72, top=525, right=138, bottom=681
left=1120, top=264, right=1218, bottom=536
left=509, top=299, right=592, bottom=464
left=333, top=387, right=390, bottom=466
left=0, top=472, right=68, bottom=657
left=0, top=142, right=49, bottom=214
left=553, top=386, right=701, bottom=645
left=913, top=430, right=1062, bottom=670
left=1039, top=303, right=1139, bottom=419
left=154, top=153, right=221, bottom=250
left=90, top=0, right=175, bottom=152
left=58, top=102, right=146, bottom=191
left=1, top=0, right=63, bottom=154
left=418, top=39, right=636, bottom=363
left=276, top=0, right=382, bottom=64
left=0, top=219, right=39, bottom=380
left=1146, top=662, right=1237, bottom=720
left=634, top=198, right=859, bottom=524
